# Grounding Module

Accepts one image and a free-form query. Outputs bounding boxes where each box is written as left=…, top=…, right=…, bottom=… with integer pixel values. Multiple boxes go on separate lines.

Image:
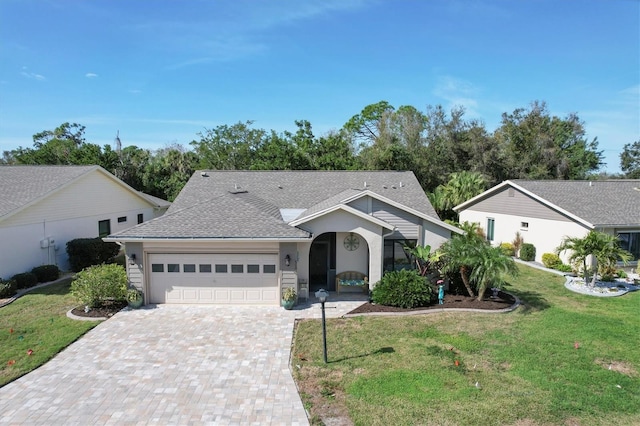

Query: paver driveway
left=0, top=300, right=364, bottom=425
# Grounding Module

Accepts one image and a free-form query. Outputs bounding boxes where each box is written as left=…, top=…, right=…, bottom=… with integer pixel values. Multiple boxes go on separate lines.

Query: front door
left=309, top=241, right=329, bottom=291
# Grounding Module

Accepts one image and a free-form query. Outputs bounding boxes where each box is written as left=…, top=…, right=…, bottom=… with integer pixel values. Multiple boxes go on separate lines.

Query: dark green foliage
left=541, top=253, right=562, bottom=269
left=31, top=265, right=60, bottom=282
left=372, top=269, right=433, bottom=308
left=11, top=272, right=38, bottom=289
left=66, top=238, right=121, bottom=272
left=520, top=243, right=536, bottom=261
left=0, top=279, right=17, bottom=298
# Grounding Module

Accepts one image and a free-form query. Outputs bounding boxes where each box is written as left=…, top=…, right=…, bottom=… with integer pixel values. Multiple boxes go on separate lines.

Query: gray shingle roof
left=0, top=165, right=96, bottom=219
left=513, top=180, right=640, bottom=227
left=112, top=170, right=439, bottom=239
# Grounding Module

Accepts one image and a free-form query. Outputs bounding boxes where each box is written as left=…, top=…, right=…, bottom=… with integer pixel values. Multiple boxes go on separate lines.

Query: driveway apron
left=0, top=302, right=359, bottom=426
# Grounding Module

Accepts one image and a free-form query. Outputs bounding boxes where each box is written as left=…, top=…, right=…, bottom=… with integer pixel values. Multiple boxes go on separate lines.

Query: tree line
left=2, top=101, right=638, bottom=215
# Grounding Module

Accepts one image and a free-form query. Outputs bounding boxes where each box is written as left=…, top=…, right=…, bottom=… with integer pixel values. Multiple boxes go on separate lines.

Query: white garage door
left=148, top=253, right=279, bottom=304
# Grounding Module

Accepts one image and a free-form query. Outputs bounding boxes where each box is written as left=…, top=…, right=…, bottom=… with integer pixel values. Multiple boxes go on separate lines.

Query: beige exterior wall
left=459, top=209, right=591, bottom=264
left=297, top=209, right=385, bottom=285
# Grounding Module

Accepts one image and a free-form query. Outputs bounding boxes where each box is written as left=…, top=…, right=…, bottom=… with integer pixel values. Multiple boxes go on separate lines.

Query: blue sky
left=1, top=0, right=638, bottom=173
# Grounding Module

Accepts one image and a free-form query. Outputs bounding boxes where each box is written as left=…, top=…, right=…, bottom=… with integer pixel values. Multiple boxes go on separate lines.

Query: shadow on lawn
left=506, top=288, right=551, bottom=314
left=331, top=346, right=395, bottom=363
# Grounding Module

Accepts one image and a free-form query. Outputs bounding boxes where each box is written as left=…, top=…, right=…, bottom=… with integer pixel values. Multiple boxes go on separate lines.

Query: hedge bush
left=67, top=238, right=121, bottom=272
left=500, top=242, right=515, bottom=257
left=520, top=243, right=536, bottom=261
left=0, top=279, right=17, bottom=298
left=31, top=264, right=60, bottom=282
left=372, top=269, right=433, bottom=309
left=541, top=253, right=562, bottom=269
left=11, top=272, right=38, bottom=289
left=71, top=264, right=128, bottom=308
left=554, top=263, right=573, bottom=273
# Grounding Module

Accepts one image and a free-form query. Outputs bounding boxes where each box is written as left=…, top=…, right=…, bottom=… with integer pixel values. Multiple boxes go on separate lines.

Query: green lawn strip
left=292, top=265, right=640, bottom=425
left=0, top=279, right=99, bottom=387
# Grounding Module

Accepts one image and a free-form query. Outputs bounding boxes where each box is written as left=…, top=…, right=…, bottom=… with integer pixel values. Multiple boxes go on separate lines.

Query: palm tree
left=440, top=222, right=518, bottom=301
left=429, top=171, right=486, bottom=221
left=469, top=245, right=519, bottom=301
left=557, top=231, right=632, bottom=287
left=439, top=222, right=486, bottom=298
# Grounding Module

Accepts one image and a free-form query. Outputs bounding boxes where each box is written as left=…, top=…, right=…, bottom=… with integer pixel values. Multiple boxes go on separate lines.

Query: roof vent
left=589, top=181, right=593, bottom=187
left=235, top=183, right=240, bottom=190
left=201, top=172, right=209, bottom=177
left=399, top=181, right=403, bottom=188
left=364, top=181, right=367, bottom=188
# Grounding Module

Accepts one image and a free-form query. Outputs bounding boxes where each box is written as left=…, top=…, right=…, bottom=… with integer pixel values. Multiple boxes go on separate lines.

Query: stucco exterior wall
left=335, top=231, right=369, bottom=276
left=459, top=209, right=591, bottom=263
left=422, top=220, right=452, bottom=249
left=297, top=209, right=385, bottom=284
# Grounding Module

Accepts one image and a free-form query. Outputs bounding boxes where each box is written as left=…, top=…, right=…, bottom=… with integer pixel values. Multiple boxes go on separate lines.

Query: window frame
left=383, top=239, right=417, bottom=272
left=487, top=218, right=495, bottom=241
left=98, top=219, right=111, bottom=237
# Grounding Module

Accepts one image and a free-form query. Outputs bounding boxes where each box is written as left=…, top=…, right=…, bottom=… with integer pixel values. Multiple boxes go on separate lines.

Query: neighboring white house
left=105, top=170, right=461, bottom=306
left=454, top=179, right=640, bottom=265
left=0, top=165, right=170, bottom=279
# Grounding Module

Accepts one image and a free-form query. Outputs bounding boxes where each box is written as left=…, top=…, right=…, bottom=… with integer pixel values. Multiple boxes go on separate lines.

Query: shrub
left=617, top=270, right=627, bottom=278
left=520, top=243, right=536, bottom=261
left=512, top=232, right=524, bottom=257
left=67, top=238, right=121, bottom=272
left=11, top=272, right=38, bottom=289
left=71, top=264, right=128, bottom=308
left=500, top=242, right=515, bottom=257
left=0, top=279, right=17, bottom=298
left=31, top=264, right=60, bottom=282
left=554, top=263, right=574, bottom=273
left=541, top=253, right=562, bottom=269
left=372, top=269, right=433, bottom=308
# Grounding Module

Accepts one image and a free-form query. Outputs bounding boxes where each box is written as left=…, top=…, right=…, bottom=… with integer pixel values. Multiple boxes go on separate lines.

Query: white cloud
left=433, top=75, right=481, bottom=117
left=85, top=72, right=98, bottom=78
left=20, top=70, right=45, bottom=81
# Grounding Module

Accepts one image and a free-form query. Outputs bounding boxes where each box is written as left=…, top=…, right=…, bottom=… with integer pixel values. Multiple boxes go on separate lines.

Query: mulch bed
left=71, top=300, right=128, bottom=318
left=347, top=291, right=516, bottom=315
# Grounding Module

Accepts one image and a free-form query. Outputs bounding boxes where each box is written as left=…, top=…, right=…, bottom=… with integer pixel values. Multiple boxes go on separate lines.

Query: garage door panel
left=149, top=253, right=279, bottom=304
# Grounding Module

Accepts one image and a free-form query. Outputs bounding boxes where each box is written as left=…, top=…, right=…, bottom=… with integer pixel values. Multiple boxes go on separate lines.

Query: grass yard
left=0, top=278, right=100, bottom=387
left=292, top=265, right=640, bottom=425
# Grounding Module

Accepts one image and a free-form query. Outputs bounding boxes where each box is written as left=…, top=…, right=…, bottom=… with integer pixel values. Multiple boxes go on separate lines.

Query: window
left=618, top=232, right=640, bottom=261
left=383, top=239, right=416, bottom=272
left=231, top=264, right=244, bottom=273
left=151, top=264, right=164, bottom=272
left=137, top=213, right=144, bottom=224
left=199, top=264, right=212, bottom=273
left=520, top=222, right=529, bottom=230
left=98, top=219, right=111, bottom=237
left=263, top=264, right=276, bottom=273
left=247, top=264, right=260, bottom=273
left=215, top=264, right=228, bottom=273
left=487, top=218, right=495, bottom=241
left=117, top=216, right=127, bottom=223
left=184, top=264, right=196, bottom=273
left=167, top=264, right=180, bottom=273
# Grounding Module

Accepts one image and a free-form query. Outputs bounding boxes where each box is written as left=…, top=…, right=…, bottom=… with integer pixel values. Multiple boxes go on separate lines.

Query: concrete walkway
left=0, top=298, right=365, bottom=425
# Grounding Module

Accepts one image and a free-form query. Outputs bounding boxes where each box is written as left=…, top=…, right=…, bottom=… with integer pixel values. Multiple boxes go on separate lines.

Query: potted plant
left=281, top=287, right=297, bottom=310
left=126, top=287, right=144, bottom=309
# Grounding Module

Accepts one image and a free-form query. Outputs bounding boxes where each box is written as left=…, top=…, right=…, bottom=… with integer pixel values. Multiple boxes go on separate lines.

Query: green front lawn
left=0, top=279, right=100, bottom=387
left=293, top=265, right=640, bottom=425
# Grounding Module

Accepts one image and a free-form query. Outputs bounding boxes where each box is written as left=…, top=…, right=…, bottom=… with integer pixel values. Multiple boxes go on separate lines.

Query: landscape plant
left=512, top=231, right=524, bottom=258
left=0, top=279, right=17, bottom=298
left=70, top=264, right=128, bottom=308
left=66, top=237, right=121, bottom=272
left=11, top=272, right=38, bottom=290
left=519, top=243, right=536, bottom=261
left=371, top=269, right=433, bottom=308
left=30, top=265, right=60, bottom=282
left=500, top=242, right=515, bottom=256
left=541, top=253, right=562, bottom=269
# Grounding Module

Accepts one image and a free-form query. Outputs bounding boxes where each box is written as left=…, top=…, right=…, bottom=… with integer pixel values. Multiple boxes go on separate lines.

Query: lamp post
left=315, top=289, right=329, bottom=363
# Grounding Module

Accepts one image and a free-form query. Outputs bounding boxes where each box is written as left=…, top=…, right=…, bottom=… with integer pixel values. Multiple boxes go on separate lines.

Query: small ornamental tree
left=71, top=264, right=127, bottom=308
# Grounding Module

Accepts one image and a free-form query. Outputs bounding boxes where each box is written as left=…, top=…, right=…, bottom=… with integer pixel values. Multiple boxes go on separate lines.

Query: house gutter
left=102, top=236, right=313, bottom=243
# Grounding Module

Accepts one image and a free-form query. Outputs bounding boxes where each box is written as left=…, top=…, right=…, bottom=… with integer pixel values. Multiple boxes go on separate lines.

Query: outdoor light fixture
left=284, top=254, right=291, bottom=266
left=315, top=289, right=329, bottom=363
left=129, top=253, right=137, bottom=265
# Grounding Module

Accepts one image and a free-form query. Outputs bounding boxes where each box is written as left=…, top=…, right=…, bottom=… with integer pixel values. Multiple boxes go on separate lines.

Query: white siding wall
left=459, top=209, right=591, bottom=263
left=0, top=170, right=159, bottom=279
left=125, top=242, right=144, bottom=292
